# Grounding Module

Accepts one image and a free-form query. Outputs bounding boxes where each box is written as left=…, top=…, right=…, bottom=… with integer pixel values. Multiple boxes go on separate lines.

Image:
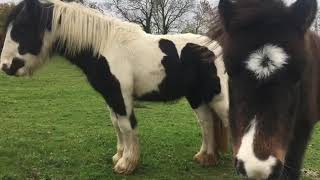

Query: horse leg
left=112, top=89, right=140, bottom=174
left=110, top=111, right=124, bottom=165
left=113, top=111, right=140, bottom=174
left=209, top=97, right=229, bottom=154
left=191, top=104, right=218, bottom=166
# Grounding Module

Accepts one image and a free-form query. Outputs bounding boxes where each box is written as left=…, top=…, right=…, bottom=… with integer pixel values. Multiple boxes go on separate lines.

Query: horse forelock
left=222, top=0, right=289, bottom=32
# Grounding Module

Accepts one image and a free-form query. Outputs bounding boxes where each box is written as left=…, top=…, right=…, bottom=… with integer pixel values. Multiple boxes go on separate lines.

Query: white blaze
left=0, top=25, right=19, bottom=69
left=246, top=44, right=288, bottom=79
left=237, top=120, right=277, bottom=179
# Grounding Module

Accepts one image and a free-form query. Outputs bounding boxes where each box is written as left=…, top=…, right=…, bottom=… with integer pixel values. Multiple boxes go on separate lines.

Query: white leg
left=210, top=98, right=229, bottom=128
left=108, top=59, right=140, bottom=174
left=113, top=93, right=140, bottom=174
left=193, top=104, right=217, bottom=166
left=114, top=115, right=140, bottom=174
left=110, top=111, right=124, bottom=164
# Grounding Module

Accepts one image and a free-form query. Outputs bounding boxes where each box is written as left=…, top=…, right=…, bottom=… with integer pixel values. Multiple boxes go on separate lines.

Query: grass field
left=0, top=57, right=319, bottom=180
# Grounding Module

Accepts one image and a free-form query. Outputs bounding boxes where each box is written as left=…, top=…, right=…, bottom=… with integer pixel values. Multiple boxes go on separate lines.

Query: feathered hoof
left=194, top=152, right=218, bottom=167
left=112, top=151, right=123, bottom=165
left=113, top=157, right=139, bottom=175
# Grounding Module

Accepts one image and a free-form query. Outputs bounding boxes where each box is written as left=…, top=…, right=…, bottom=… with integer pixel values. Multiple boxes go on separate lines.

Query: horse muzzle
left=1, top=58, right=25, bottom=76
left=235, top=157, right=284, bottom=180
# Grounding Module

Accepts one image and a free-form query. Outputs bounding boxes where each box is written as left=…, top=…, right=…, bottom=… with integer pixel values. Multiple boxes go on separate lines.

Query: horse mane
left=207, top=10, right=225, bottom=47
left=50, top=0, right=144, bottom=55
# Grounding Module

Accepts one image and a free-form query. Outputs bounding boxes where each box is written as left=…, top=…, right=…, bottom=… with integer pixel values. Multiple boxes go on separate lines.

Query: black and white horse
left=211, top=0, right=320, bottom=179
left=0, top=0, right=229, bottom=174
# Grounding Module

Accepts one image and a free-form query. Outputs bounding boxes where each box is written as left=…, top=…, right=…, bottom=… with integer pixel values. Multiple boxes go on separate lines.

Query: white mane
left=50, top=0, right=144, bottom=55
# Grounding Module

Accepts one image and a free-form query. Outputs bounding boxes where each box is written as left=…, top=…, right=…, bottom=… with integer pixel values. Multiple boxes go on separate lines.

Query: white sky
left=0, top=0, right=317, bottom=6
left=0, top=0, right=213, bottom=4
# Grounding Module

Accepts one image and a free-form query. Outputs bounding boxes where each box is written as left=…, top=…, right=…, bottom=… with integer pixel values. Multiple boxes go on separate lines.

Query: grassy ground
left=0, top=57, right=319, bottom=180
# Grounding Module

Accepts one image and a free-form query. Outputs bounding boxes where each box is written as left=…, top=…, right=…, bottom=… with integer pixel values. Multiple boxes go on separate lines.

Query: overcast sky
left=0, top=0, right=209, bottom=3
left=0, top=0, right=315, bottom=6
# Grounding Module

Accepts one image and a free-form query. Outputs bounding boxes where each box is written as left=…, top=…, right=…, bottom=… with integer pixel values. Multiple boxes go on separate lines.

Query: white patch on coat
left=246, top=44, right=288, bottom=79
left=237, top=120, right=277, bottom=179
left=282, top=0, right=296, bottom=6
left=0, top=25, right=18, bottom=70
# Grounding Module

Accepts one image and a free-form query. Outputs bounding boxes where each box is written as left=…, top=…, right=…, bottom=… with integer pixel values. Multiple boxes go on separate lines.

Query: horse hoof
left=194, top=152, right=217, bottom=167
left=113, top=157, right=138, bottom=175
left=112, top=153, right=122, bottom=165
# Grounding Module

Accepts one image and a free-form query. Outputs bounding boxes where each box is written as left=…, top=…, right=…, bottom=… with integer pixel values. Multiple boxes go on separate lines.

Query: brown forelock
left=221, top=0, right=288, bottom=33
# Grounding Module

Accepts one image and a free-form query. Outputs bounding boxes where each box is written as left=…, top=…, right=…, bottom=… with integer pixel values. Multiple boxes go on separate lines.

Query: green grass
left=0, top=57, right=319, bottom=180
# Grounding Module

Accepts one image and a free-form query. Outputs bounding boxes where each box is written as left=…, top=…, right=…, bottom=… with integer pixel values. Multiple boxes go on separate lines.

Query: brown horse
left=210, top=0, right=320, bottom=179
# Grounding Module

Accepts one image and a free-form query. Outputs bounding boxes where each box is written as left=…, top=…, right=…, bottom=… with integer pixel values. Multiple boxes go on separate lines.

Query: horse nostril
left=235, top=158, right=247, bottom=177
left=1, top=63, right=9, bottom=71
left=269, top=160, right=284, bottom=179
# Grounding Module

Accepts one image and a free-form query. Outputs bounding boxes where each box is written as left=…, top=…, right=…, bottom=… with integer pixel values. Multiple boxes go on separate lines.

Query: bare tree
left=111, top=0, right=194, bottom=34
left=112, top=0, right=154, bottom=33
left=182, top=0, right=214, bottom=34
left=153, top=0, right=194, bottom=34
left=85, top=1, right=111, bottom=13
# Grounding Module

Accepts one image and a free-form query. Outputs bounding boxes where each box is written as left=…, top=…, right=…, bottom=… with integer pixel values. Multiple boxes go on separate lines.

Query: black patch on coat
left=58, top=47, right=127, bottom=117
left=235, top=159, right=247, bottom=177
left=138, top=39, right=221, bottom=109
left=5, top=1, right=53, bottom=55
left=138, top=39, right=184, bottom=101
left=182, top=43, right=221, bottom=109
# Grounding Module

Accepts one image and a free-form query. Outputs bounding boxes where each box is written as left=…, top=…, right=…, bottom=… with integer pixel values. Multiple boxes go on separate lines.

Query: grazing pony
left=0, top=0, right=229, bottom=174
left=210, top=0, right=319, bottom=179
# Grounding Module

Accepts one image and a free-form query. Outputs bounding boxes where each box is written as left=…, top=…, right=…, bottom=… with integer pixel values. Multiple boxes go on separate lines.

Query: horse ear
left=218, top=0, right=234, bottom=32
left=290, top=0, right=318, bottom=32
